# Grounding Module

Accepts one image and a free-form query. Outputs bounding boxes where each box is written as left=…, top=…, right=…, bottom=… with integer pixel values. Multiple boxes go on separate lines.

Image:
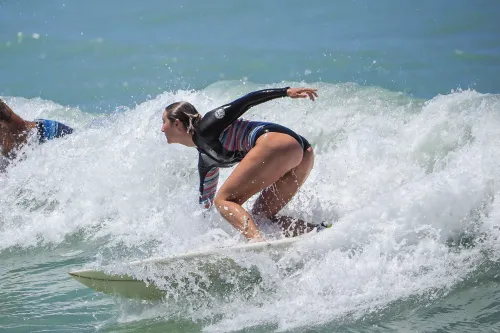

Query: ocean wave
left=1, top=81, right=500, bottom=331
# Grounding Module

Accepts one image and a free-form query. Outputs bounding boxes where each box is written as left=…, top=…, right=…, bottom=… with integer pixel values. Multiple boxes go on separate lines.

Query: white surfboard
left=69, top=233, right=315, bottom=300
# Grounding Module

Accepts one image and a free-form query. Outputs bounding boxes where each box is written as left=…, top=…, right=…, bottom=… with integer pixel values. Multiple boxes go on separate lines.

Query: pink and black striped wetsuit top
left=193, top=87, right=311, bottom=207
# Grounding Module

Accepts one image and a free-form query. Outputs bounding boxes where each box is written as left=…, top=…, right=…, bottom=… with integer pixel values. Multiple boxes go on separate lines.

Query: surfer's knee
left=214, top=193, right=243, bottom=213
left=213, top=195, right=225, bottom=214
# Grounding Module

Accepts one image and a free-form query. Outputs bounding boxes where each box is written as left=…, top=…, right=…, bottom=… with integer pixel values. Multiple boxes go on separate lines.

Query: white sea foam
left=1, top=83, right=499, bottom=331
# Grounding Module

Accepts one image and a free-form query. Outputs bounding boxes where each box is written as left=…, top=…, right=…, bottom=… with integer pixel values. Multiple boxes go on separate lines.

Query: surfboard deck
left=69, top=231, right=321, bottom=300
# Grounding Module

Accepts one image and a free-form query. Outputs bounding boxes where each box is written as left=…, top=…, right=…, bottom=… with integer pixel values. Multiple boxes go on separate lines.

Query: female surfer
left=161, top=87, right=321, bottom=242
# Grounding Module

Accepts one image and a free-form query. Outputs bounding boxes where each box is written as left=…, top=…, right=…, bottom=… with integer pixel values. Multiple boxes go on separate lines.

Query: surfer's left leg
left=252, top=146, right=316, bottom=237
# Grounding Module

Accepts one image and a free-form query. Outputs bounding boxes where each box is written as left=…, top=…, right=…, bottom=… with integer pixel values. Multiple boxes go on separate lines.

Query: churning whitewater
left=2, top=82, right=500, bottom=331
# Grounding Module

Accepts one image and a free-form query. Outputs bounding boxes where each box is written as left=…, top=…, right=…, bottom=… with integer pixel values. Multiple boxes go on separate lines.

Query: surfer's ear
left=174, top=119, right=184, bottom=131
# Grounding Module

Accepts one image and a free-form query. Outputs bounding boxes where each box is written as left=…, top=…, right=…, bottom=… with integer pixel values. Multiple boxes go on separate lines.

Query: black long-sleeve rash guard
left=193, top=87, right=289, bottom=204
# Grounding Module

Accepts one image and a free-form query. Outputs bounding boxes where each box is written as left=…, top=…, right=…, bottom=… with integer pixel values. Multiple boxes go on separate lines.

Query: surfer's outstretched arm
left=197, top=88, right=318, bottom=137
left=197, top=88, right=289, bottom=136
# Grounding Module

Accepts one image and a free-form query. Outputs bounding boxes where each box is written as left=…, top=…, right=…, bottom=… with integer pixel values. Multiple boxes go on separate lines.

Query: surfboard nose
left=68, top=269, right=166, bottom=300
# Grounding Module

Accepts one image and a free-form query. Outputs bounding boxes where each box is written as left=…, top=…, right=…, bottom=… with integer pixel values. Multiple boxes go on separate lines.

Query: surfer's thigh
left=215, top=133, right=304, bottom=206
left=252, top=146, right=314, bottom=218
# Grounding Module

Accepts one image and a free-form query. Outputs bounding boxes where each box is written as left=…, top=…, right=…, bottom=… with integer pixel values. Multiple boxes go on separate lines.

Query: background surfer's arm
left=0, top=99, right=30, bottom=130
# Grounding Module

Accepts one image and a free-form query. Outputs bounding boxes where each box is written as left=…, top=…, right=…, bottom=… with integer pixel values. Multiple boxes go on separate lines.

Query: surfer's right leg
left=214, top=132, right=304, bottom=241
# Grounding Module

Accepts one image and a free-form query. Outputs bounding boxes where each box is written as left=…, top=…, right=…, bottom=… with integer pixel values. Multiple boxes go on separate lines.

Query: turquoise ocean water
left=1, top=1, right=500, bottom=332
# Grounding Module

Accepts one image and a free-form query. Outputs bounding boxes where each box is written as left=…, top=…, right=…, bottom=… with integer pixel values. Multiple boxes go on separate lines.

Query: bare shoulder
left=0, top=99, right=14, bottom=121
left=0, top=123, right=15, bottom=157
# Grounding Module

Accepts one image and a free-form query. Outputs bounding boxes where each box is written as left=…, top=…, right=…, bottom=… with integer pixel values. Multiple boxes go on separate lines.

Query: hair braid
left=186, top=113, right=202, bottom=135
left=164, top=101, right=201, bottom=135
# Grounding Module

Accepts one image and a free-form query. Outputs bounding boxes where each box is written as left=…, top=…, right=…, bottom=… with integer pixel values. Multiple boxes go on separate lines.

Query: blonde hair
left=164, top=101, right=201, bottom=135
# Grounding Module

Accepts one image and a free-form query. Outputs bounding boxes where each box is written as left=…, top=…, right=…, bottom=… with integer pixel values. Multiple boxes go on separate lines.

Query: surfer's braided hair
left=164, top=101, right=201, bottom=135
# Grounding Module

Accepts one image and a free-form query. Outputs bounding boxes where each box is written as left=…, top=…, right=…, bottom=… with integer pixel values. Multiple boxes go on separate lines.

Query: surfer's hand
left=286, top=87, right=318, bottom=101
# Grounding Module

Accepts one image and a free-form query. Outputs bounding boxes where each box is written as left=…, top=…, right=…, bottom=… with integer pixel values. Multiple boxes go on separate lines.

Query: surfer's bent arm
left=197, top=88, right=289, bottom=135
left=198, top=162, right=219, bottom=208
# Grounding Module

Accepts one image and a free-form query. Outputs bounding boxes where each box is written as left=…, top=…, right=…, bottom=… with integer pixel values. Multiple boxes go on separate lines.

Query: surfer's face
left=161, top=111, right=185, bottom=144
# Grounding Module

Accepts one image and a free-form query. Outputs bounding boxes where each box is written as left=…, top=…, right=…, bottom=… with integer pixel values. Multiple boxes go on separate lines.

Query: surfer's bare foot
left=271, top=215, right=317, bottom=237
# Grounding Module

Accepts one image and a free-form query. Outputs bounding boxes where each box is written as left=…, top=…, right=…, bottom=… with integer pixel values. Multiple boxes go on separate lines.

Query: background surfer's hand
left=286, top=87, right=318, bottom=101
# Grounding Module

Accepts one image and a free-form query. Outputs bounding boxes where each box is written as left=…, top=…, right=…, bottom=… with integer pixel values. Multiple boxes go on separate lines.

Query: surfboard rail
left=68, top=230, right=324, bottom=300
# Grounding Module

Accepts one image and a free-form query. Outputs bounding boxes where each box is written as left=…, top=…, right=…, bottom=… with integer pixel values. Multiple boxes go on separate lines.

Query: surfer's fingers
left=304, top=91, right=316, bottom=101
left=297, top=88, right=318, bottom=100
